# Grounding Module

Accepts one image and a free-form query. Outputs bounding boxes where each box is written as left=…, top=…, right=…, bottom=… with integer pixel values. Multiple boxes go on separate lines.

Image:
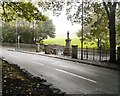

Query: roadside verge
left=2, top=59, right=65, bottom=96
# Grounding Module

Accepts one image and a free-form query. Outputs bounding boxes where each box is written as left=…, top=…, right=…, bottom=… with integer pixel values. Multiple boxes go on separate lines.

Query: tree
left=116, top=2, right=120, bottom=47
left=103, top=1, right=117, bottom=63
left=77, top=3, right=110, bottom=49
left=1, top=20, right=31, bottom=43
left=2, top=18, right=55, bottom=44
left=2, top=22, right=16, bottom=43
left=17, top=20, right=33, bottom=44
left=116, top=23, right=120, bottom=47
left=67, top=1, right=119, bottom=62
left=34, top=18, right=55, bottom=43
left=38, top=0, right=120, bottom=62
left=1, top=1, right=46, bottom=22
left=1, top=1, right=48, bottom=47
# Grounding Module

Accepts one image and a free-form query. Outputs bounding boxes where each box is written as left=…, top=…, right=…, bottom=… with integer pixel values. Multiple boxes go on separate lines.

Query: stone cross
left=67, top=31, right=69, bottom=39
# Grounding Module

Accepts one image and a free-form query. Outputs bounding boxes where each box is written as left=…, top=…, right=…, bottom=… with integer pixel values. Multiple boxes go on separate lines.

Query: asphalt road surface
left=0, top=60, right=2, bottom=96
left=0, top=47, right=118, bottom=95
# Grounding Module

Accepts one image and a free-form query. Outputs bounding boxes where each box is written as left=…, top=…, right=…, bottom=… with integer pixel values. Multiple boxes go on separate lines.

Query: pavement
left=8, top=49, right=119, bottom=71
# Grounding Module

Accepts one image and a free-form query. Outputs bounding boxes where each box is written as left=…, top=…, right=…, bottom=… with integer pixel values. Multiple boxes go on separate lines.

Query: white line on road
left=55, top=68, right=97, bottom=83
left=34, top=61, right=44, bottom=66
left=34, top=61, right=97, bottom=83
left=39, top=63, right=44, bottom=66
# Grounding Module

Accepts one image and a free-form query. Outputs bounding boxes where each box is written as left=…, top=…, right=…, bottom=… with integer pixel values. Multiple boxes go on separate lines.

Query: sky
left=43, top=11, right=81, bottom=37
left=1, top=0, right=81, bottom=38
left=35, top=0, right=82, bottom=38
left=14, top=0, right=120, bottom=37
left=10, top=0, right=81, bottom=37
left=32, top=0, right=120, bottom=38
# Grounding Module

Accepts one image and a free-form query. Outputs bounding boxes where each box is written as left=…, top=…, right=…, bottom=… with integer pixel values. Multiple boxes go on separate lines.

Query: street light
left=34, top=37, right=36, bottom=43
left=81, top=0, right=84, bottom=60
left=18, top=35, right=20, bottom=50
left=16, top=19, right=21, bottom=50
left=16, top=19, right=18, bottom=50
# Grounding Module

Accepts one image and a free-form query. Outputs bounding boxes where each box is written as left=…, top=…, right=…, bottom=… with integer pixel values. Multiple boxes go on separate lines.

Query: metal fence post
left=106, top=49, right=107, bottom=61
left=93, top=48, right=95, bottom=60
left=99, top=46, right=102, bottom=61
left=86, top=47, right=88, bottom=59
left=117, top=47, right=120, bottom=63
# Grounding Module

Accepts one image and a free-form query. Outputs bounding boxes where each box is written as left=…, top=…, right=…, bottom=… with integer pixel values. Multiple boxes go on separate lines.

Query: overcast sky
left=35, top=0, right=82, bottom=38
left=33, top=0, right=120, bottom=37
left=43, top=10, right=81, bottom=37
left=27, top=0, right=120, bottom=37
left=10, top=0, right=81, bottom=37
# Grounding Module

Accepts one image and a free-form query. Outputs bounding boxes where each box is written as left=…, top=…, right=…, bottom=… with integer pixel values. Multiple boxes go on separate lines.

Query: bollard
left=117, top=47, right=120, bottom=63
left=72, top=45, right=78, bottom=59
left=44, top=44, right=49, bottom=54
left=53, top=48, right=57, bottom=55
left=36, top=43, right=40, bottom=52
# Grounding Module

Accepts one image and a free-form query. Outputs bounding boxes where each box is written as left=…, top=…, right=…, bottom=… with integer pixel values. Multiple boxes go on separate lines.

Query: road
left=0, top=47, right=118, bottom=95
left=0, top=60, right=2, bottom=96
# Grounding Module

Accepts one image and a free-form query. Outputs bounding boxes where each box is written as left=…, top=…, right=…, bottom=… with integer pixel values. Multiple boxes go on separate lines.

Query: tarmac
left=9, top=49, right=119, bottom=71
left=0, top=60, right=2, bottom=96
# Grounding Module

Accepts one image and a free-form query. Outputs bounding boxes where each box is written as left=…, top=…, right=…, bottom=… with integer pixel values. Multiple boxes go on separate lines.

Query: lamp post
left=16, top=19, right=21, bottom=50
left=16, top=19, right=18, bottom=50
left=18, top=35, right=20, bottom=50
left=81, top=0, right=84, bottom=60
left=15, top=0, right=18, bottom=50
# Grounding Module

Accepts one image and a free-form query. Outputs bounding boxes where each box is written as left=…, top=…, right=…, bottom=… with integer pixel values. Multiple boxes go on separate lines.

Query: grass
left=43, top=37, right=97, bottom=48
left=43, top=37, right=66, bottom=46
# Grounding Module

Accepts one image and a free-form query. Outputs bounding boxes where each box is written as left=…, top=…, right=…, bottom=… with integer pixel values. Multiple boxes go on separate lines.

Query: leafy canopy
left=1, top=1, right=46, bottom=22
left=2, top=18, right=56, bottom=44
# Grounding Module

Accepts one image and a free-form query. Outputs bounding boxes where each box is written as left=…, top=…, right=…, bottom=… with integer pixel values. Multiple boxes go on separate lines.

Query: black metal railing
left=3, top=43, right=118, bottom=62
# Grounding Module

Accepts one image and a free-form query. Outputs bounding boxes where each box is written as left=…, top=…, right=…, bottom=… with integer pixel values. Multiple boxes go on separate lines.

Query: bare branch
left=103, top=2, right=110, bottom=19
left=2, top=2, right=6, bottom=15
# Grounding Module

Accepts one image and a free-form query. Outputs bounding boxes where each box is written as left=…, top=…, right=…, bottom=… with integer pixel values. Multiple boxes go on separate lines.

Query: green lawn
left=43, top=37, right=97, bottom=48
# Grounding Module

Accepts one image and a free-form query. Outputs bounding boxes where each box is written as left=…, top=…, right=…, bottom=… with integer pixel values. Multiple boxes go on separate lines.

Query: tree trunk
left=109, top=8, right=116, bottom=63
left=103, top=2, right=117, bottom=63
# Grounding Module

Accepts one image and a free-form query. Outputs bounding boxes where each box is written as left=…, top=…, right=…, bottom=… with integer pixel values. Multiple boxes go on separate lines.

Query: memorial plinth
left=63, top=31, right=71, bottom=56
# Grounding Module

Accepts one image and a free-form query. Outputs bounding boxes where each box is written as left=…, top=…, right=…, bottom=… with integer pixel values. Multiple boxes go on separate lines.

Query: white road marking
left=55, top=68, right=97, bottom=83
left=33, top=61, right=97, bottom=83
left=34, top=61, right=44, bottom=66
left=39, top=63, right=44, bottom=66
